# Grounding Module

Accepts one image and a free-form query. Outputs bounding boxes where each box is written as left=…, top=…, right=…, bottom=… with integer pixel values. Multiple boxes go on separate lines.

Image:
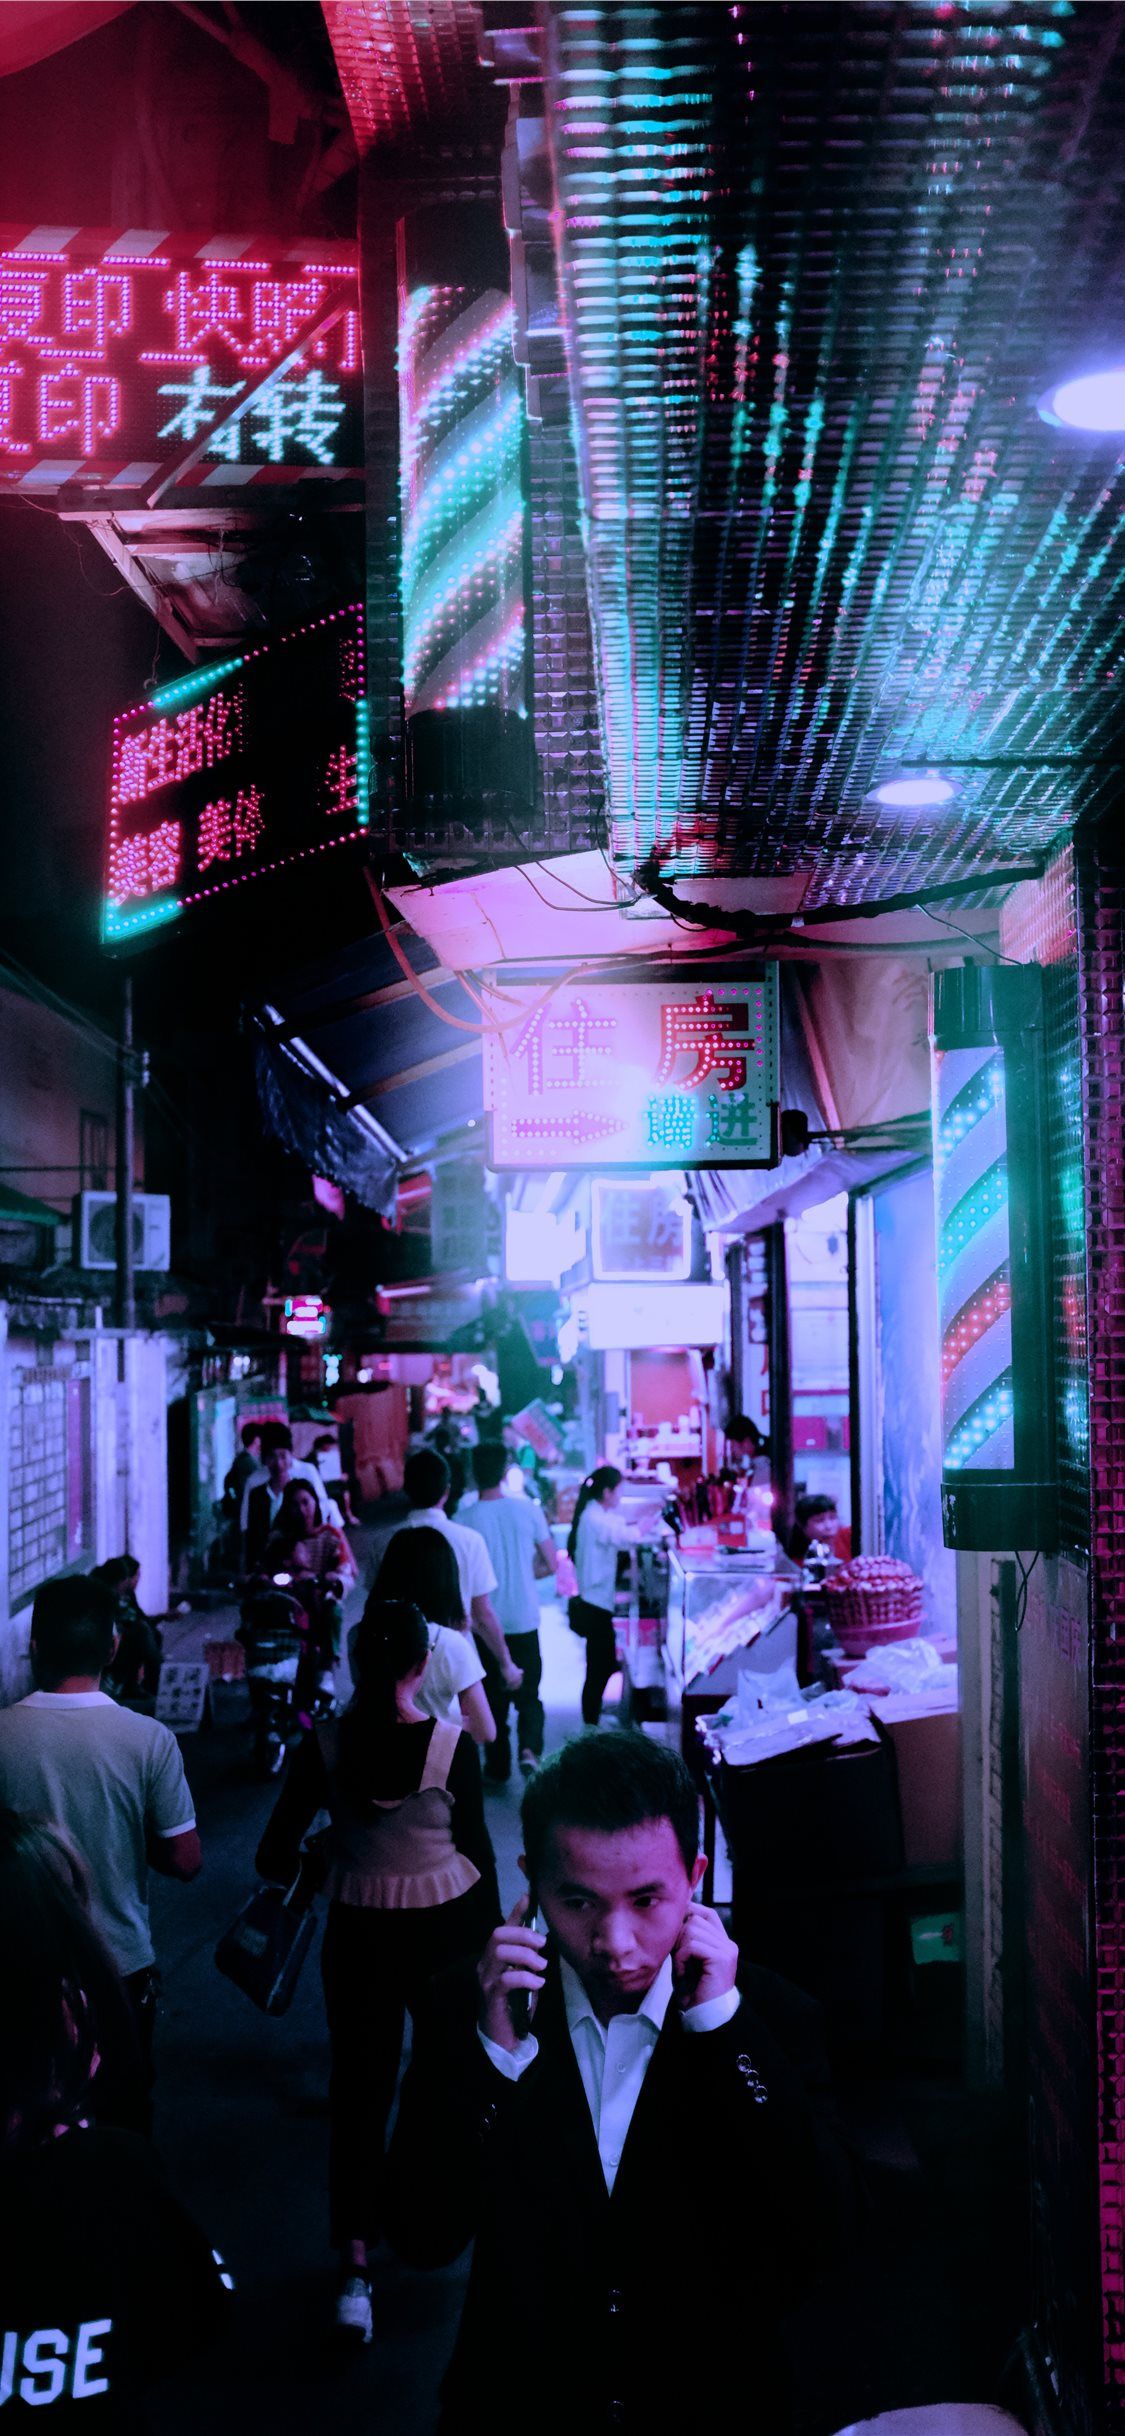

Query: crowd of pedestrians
left=0, top=1449, right=854, bottom=2432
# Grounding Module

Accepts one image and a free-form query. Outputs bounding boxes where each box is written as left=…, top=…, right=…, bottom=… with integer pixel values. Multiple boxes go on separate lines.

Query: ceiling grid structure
left=543, top=2, right=1125, bottom=905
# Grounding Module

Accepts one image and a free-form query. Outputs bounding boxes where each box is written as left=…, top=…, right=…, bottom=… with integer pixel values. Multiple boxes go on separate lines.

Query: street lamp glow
left=870, top=770, right=957, bottom=810
left=1040, top=366, right=1125, bottom=433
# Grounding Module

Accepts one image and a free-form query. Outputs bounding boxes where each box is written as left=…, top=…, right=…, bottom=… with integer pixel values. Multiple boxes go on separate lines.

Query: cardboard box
left=870, top=1701, right=962, bottom=1871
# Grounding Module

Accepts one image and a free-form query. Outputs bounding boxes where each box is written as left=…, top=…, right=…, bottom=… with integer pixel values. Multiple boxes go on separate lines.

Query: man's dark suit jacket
left=243, top=1482, right=280, bottom=1572
left=385, top=1953, right=857, bottom=2435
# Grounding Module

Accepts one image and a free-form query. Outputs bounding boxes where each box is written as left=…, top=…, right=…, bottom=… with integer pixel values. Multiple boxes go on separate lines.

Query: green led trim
left=149, top=656, right=245, bottom=714
left=355, top=696, right=371, bottom=828
left=103, top=894, right=182, bottom=942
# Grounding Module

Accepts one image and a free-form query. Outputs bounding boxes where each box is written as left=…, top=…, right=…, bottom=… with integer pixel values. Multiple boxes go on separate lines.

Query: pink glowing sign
left=104, top=604, right=370, bottom=945
left=0, top=229, right=361, bottom=489
left=485, top=978, right=780, bottom=1170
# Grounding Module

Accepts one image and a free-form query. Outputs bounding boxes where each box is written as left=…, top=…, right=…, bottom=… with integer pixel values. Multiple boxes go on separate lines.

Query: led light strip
left=936, top=1044, right=1016, bottom=1472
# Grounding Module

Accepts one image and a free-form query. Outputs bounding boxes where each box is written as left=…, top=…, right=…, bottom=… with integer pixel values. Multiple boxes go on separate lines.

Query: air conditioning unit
left=75, top=1192, right=172, bottom=1273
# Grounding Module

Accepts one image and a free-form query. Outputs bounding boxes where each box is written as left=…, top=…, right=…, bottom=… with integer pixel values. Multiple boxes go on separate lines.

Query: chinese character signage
left=0, top=230, right=361, bottom=490
left=591, top=1179, right=692, bottom=1280
left=485, top=976, right=780, bottom=1169
left=104, top=603, right=369, bottom=944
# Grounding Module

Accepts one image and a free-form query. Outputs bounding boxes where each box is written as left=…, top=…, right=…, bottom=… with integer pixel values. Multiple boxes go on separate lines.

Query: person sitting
left=260, top=1482, right=357, bottom=1600
left=786, top=1492, right=842, bottom=1566
left=0, top=1805, right=229, bottom=2420
left=385, top=1728, right=856, bottom=2435
left=240, top=1423, right=339, bottom=1570
left=94, top=1556, right=162, bottom=1710
left=256, top=1599, right=500, bottom=2347
left=367, top=1528, right=496, bottom=1748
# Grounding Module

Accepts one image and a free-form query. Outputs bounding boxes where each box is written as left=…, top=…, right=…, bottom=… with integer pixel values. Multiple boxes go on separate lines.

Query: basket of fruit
left=825, top=1556, right=924, bottom=1654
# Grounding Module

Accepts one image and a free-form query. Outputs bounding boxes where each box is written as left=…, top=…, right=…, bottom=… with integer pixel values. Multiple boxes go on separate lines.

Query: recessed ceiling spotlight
left=870, top=770, right=958, bottom=810
left=1039, top=366, right=1125, bottom=433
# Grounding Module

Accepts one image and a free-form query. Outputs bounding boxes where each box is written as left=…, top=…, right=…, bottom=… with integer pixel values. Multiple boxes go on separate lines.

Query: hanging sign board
left=485, top=975, right=779, bottom=1170
left=591, top=1177, right=692, bottom=1280
left=103, top=603, right=369, bottom=945
left=0, top=230, right=361, bottom=491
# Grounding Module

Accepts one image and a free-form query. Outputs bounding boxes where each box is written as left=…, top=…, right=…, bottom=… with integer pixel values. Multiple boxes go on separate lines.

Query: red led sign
left=0, top=228, right=361, bottom=490
left=104, top=603, right=370, bottom=945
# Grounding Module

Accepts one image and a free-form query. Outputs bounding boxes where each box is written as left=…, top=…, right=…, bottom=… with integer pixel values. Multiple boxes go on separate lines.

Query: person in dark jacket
left=385, top=1729, right=856, bottom=2436
left=256, top=1596, right=500, bottom=2347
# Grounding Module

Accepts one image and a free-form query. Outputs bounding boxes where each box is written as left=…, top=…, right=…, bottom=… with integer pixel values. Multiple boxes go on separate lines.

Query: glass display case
left=664, top=1544, right=800, bottom=1697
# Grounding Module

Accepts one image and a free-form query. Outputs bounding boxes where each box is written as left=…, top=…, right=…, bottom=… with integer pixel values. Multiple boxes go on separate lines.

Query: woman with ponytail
left=567, top=1464, right=642, bottom=1725
left=256, top=1595, right=499, bottom=2344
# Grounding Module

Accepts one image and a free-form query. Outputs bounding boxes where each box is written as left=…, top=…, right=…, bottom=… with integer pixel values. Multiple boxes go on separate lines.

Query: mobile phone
left=673, top=1890, right=704, bottom=2005
left=511, top=1895, right=541, bottom=2039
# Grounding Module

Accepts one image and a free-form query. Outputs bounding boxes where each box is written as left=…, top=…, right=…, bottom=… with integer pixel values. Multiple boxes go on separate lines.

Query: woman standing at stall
left=567, top=1465, right=642, bottom=1727
left=256, top=1597, right=499, bottom=2345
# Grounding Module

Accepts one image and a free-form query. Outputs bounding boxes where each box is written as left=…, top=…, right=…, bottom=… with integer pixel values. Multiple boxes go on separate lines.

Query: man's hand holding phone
left=477, top=1897, right=547, bottom=2053
left=671, top=1902, right=738, bottom=2011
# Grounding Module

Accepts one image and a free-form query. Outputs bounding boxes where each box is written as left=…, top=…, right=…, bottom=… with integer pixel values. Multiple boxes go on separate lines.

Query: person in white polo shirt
left=394, top=1449, right=523, bottom=1694
left=0, top=1573, right=200, bottom=2131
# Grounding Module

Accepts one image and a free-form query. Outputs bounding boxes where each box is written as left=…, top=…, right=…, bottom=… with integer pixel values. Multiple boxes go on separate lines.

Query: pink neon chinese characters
left=0, top=237, right=361, bottom=477
left=655, top=991, right=758, bottom=1093
left=515, top=998, right=617, bottom=1095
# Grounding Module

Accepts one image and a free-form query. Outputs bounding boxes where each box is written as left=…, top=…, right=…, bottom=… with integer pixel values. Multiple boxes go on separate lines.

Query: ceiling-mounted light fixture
left=869, top=770, right=958, bottom=811
left=1038, top=365, right=1125, bottom=433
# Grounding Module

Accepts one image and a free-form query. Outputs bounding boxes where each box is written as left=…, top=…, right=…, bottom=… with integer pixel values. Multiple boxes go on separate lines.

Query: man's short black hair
left=521, top=1730, right=700, bottom=1883
left=240, top=1421, right=263, bottom=1450
left=404, top=1447, right=450, bottom=1509
left=260, top=1421, right=293, bottom=1457
left=471, top=1441, right=508, bottom=1493
left=31, top=1576, right=118, bottom=1683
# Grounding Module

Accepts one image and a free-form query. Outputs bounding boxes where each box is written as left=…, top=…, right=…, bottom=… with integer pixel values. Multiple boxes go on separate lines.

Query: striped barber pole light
left=935, top=1045, right=1015, bottom=1475
left=931, top=964, right=1058, bottom=1554
left=398, top=278, right=526, bottom=719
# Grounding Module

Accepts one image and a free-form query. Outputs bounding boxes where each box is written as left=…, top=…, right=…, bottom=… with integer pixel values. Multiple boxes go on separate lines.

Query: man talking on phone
left=386, top=1730, right=855, bottom=2433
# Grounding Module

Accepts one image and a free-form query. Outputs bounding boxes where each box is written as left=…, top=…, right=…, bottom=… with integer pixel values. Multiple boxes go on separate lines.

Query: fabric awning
left=252, top=924, right=485, bottom=1213
left=692, top=961, right=930, bottom=1234
left=0, top=1184, right=64, bottom=1228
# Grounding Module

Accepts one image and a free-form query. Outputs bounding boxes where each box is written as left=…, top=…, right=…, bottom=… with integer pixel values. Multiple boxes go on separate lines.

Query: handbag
left=214, top=1843, right=324, bottom=2016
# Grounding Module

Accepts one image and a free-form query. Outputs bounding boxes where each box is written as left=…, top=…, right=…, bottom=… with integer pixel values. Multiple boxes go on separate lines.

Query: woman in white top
left=370, top=1526, right=496, bottom=1746
left=567, top=1465, right=639, bottom=1725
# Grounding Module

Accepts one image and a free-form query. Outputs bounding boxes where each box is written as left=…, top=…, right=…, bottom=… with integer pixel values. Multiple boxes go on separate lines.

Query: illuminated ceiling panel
left=544, top=3, right=1125, bottom=904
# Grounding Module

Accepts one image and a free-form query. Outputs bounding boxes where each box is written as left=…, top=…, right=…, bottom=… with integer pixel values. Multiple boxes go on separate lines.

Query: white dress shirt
left=481, top=1955, right=740, bottom=2193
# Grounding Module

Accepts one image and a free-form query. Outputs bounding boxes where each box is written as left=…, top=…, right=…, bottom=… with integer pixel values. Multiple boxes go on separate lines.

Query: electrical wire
left=364, top=875, right=601, bottom=1041
left=1014, top=1549, right=1041, bottom=1632
left=917, top=905, right=1026, bottom=966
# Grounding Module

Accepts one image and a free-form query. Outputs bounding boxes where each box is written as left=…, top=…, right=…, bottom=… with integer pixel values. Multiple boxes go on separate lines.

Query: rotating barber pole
left=931, top=965, right=1057, bottom=1552
left=398, top=281, right=525, bottom=718
left=935, top=1043, right=1014, bottom=1475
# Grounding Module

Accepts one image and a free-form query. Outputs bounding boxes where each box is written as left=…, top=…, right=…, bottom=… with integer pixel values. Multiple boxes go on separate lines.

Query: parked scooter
left=236, top=1575, right=336, bottom=1777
